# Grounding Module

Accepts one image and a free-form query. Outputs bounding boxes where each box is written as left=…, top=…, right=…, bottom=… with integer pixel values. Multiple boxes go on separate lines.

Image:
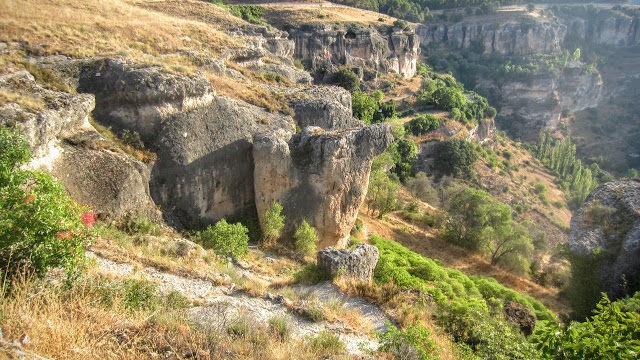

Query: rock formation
left=151, top=96, right=295, bottom=228
left=565, top=13, right=640, bottom=47
left=569, top=179, right=640, bottom=300
left=74, top=58, right=216, bottom=145
left=288, top=24, right=420, bottom=78
left=503, top=301, right=536, bottom=336
left=317, top=244, right=380, bottom=282
left=479, top=63, right=602, bottom=141
left=417, top=14, right=566, bottom=55
left=0, top=70, right=160, bottom=221
left=253, top=124, right=393, bottom=248
left=287, top=86, right=361, bottom=130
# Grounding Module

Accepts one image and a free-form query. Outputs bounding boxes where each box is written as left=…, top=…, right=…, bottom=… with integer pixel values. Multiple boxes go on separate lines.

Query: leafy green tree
left=446, top=188, right=511, bottom=250
left=392, top=139, right=418, bottom=182
left=0, top=127, right=94, bottom=282
left=335, top=68, right=360, bottom=92
left=434, top=139, right=478, bottom=178
left=527, top=3, right=535, bottom=12
left=352, top=91, right=377, bottom=124
left=262, top=201, right=285, bottom=245
left=200, top=219, right=249, bottom=261
left=367, top=170, right=400, bottom=218
left=295, top=220, right=319, bottom=255
left=480, top=221, right=533, bottom=275
left=430, top=87, right=466, bottom=110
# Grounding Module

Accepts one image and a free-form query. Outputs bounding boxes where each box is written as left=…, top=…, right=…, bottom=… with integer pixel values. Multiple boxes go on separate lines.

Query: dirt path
left=87, top=251, right=391, bottom=355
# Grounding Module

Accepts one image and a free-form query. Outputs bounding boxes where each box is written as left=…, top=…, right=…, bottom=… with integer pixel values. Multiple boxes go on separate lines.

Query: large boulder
left=287, top=86, right=361, bottom=130
left=503, top=301, right=536, bottom=336
left=253, top=124, right=393, bottom=248
left=151, top=96, right=295, bottom=228
left=569, top=179, right=640, bottom=299
left=317, top=244, right=379, bottom=283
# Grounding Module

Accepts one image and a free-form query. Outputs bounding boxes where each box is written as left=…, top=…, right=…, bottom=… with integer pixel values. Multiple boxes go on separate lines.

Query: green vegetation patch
left=370, top=235, right=553, bottom=322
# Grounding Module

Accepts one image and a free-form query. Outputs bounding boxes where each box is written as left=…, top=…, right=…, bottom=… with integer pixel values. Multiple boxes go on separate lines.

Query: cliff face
left=416, top=15, right=566, bottom=55
left=569, top=179, right=640, bottom=300
left=566, top=14, right=640, bottom=47
left=253, top=124, right=393, bottom=248
left=480, top=63, right=602, bottom=141
left=289, top=24, right=420, bottom=78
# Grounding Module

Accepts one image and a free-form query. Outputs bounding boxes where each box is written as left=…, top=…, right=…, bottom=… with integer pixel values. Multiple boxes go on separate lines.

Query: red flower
left=25, top=195, right=35, bottom=203
left=80, top=211, right=97, bottom=229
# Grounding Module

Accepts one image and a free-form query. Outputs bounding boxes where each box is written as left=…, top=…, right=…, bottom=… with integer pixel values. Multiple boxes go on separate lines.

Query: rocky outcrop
left=503, top=301, right=536, bottom=336
left=253, top=124, right=393, bottom=248
left=151, top=96, right=295, bottom=228
left=73, top=58, right=215, bottom=145
left=479, top=63, right=602, bottom=141
left=569, top=179, right=640, bottom=300
left=0, top=70, right=160, bottom=221
left=565, top=13, right=640, bottom=47
left=289, top=24, right=420, bottom=78
left=287, top=86, right=361, bottom=130
left=416, top=14, right=566, bottom=55
left=317, top=244, right=380, bottom=282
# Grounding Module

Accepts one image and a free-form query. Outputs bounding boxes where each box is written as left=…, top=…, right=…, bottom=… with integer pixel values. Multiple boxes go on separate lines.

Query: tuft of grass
left=306, top=331, right=345, bottom=353
left=267, top=314, right=291, bottom=341
left=294, top=264, right=331, bottom=285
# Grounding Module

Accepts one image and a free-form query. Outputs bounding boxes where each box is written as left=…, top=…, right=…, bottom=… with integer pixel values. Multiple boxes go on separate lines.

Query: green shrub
left=119, top=129, right=144, bottom=150
left=268, top=315, right=291, bottom=341
left=532, top=293, right=640, bottom=359
left=228, top=5, right=264, bottom=24
left=294, top=264, right=331, bottom=284
left=0, top=127, right=93, bottom=283
left=404, top=114, right=440, bottom=136
left=200, top=219, right=249, bottom=261
left=295, top=220, right=319, bottom=255
left=393, top=19, right=409, bottom=30
left=334, top=68, right=360, bottom=92
left=98, top=278, right=158, bottom=312
left=262, top=201, right=285, bottom=244
left=123, top=215, right=158, bottom=235
left=376, top=321, right=439, bottom=359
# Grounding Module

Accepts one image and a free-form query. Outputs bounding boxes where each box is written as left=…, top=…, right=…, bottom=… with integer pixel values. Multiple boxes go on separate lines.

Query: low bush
left=375, top=322, right=439, bottom=359
left=1, top=127, right=94, bottom=283
left=262, top=201, right=285, bottom=245
left=295, top=220, right=319, bottom=256
left=199, top=219, right=249, bottom=261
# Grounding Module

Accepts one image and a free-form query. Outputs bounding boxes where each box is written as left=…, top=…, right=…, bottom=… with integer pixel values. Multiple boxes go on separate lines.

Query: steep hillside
left=2, top=1, right=640, bottom=359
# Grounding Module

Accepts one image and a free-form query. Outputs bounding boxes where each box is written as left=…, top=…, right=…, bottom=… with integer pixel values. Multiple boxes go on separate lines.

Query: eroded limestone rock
left=317, top=244, right=380, bottom=282
left=0, top=70, right=160, bottom=221
left=569, top=179, right=640, bottom=300
left=287, top=86, right=361, bottom=130
left=253, top=124, right=393, bottom=248
left=151, top=96, right=295, bottom=228
left=289, top=24, right=420, bottom=78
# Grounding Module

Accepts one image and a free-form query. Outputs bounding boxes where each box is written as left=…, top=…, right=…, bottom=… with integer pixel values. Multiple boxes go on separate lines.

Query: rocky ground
left=86, top=247, right=391, bottom=356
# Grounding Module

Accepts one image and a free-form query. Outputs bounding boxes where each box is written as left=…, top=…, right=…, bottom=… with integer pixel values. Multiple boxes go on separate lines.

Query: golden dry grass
left=0, top=0, right=240, bottom=60
left=260, top=2, right=409, bottom=28
left=0, top=269, right=355, bottom=360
